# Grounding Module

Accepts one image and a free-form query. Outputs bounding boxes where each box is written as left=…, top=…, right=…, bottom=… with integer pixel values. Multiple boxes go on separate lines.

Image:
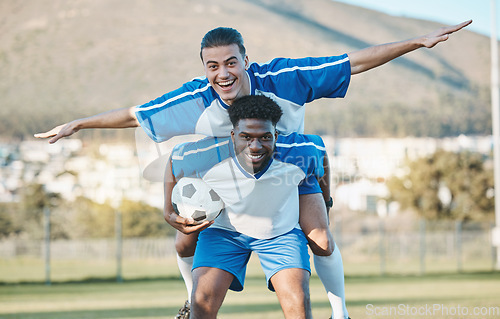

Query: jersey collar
left=229, top=140, right=273, bottom=179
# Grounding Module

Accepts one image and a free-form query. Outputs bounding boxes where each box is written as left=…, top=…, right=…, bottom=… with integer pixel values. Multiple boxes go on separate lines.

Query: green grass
left=1, top=255, right=495, bottom=283
left=1, top=273, right=499, bottom=318
left=1, top=256, right=499, bottom=318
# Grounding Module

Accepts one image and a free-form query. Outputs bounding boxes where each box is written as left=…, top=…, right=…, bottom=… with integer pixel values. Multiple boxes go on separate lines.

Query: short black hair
left=200, top=27, right=246, bottom=61
left=228, top=95, right=283, bottom=127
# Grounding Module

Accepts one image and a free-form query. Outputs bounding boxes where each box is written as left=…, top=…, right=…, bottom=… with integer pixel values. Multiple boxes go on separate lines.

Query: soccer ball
left=171, top=177, right=224, bottom=224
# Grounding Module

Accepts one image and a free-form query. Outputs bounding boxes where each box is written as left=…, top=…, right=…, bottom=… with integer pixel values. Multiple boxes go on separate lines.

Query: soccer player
left=35, top=20, right=472, bottom=319
left=165, top=95, right=327, bottom=319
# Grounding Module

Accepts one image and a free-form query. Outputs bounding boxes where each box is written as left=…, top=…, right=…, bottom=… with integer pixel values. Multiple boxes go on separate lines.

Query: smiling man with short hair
left=165, top=95, right=328, bottom=319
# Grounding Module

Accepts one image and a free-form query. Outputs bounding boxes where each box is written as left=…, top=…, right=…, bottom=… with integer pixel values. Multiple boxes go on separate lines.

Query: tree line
left=0, top=183, right=175, bottom=240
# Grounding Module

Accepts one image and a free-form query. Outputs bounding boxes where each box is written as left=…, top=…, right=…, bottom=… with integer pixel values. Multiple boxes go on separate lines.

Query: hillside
left=0, top=0, right=493, bottom=140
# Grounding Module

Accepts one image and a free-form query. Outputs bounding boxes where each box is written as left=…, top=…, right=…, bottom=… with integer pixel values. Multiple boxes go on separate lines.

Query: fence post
left=44, top=207, right=51, bottom=286
left=419, top=219, right=426, bottom=275
left=115, top=210, right=123, bottom=283
left=455, top=220, right=463, bottom=272
left=492, top=222, right=497, bottom=271
left=379, top=219, right=386, bottom=276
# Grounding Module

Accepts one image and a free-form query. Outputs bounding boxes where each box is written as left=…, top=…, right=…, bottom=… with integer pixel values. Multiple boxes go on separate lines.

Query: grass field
left=1, top=257, right=499, bottom=319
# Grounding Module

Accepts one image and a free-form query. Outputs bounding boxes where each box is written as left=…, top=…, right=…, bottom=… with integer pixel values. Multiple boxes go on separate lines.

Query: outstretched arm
left=348, top=20, right=472, bottom=75
left=34, top=106, right=140, bottom=144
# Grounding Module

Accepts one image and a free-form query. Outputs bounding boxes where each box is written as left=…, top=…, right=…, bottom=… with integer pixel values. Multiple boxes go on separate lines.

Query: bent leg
left=191, top=267, right=233, bottom=319
left=175, top=231, right=199, bottom=257
left=191, top=228, right=252, bottom=318
left=271, top=268, right=312, bottom=319
left=299, top=193, right=348, bottom=319
left=254, top=228, right=311, bottom=318
left=299, top=193, right=334, bottom=255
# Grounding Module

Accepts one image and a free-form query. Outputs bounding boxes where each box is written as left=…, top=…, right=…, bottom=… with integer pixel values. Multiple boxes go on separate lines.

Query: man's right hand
left=165, top=212, right=214, bottom=234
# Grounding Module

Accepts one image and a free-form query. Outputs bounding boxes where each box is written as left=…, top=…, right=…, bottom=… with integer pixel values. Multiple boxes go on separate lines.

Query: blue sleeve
left=250, top=54, right=351, bottom=105
left=298, top=175, right=321, bottom=195
left=134, top=77, right=216, bottom=142
left=275, top=133, right=326, bottom=179
left=171, top=137, right=232, bottom=179
left=275, top=133, right=326, bottom=195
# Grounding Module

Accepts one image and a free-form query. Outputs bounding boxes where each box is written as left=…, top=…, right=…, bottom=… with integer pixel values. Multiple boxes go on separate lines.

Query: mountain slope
left=0, top=0, right=492, bottom=140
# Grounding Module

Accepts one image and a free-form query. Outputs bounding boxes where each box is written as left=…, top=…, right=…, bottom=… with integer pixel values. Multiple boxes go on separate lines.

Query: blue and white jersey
left=171, top=133, right=326, bottom=239
left=136, top=55, right=350, bottom=142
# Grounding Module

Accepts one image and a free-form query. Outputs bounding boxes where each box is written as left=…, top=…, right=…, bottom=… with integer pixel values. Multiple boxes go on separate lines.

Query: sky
left=335, top=0, right=499, bottom=39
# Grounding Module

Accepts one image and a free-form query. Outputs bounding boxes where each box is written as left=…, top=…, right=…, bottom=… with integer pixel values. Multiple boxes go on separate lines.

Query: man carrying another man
left=164, top=95, right=329, bottom=318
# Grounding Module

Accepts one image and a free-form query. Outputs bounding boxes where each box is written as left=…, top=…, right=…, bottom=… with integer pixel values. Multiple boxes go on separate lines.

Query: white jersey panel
left=194, top=100, right=233, bottom=137
left=202, top=158, right=304, bottom=239
left=255, top=90, right=305, bottom=135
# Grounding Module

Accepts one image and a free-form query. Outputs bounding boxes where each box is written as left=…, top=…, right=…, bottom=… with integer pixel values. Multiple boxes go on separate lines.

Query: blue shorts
left=193, top=227, right=310, bottom=292
left=298, top=175, right=321, bottom=195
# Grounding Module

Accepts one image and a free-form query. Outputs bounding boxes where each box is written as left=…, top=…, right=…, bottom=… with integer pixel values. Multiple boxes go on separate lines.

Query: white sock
left=313, top=242, right=348, bottom=319
left=176, top=254, right=194, bottom=303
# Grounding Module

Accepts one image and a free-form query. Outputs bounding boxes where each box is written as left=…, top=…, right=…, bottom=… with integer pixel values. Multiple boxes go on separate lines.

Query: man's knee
left=307, top=229, right=334, bottom=256
left=175, top=237, right=196, bottom=257
left=190, top=267, right=232, bottom=319
left=191, top=288, right=217, bottom=318
left=298, top=193, right=334, bottom=256
left=272, top=268, right=312, bottom=318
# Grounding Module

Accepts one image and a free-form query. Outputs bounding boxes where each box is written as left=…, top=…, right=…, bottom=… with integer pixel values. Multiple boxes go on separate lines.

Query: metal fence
left=0, top=218, right=496, bottom=282
left=334, top=219, right=496, bottom=275
left=0, top=237, right=177, bottom=260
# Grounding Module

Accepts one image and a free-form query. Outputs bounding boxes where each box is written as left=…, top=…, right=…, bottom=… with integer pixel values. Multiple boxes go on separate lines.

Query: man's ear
left=231, top=129, right=235, bottom=141
left=244, top=55, right=249, bottom=70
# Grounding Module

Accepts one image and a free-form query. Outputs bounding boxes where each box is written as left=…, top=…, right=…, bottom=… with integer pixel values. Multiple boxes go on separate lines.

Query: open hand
left=421, top=20, right=472, bottom=48
left=34, top=122, right=79, bottom=144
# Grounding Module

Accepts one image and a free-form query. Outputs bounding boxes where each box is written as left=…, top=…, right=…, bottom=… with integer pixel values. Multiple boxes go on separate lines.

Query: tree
left=73, top=197, right=174, bottom=238
left=387, top=150, right=494, bottom=221
left=119, top=199, right=174, bottom=238
left=0, top=203, right=20, bottom=238
left=0, top=186, right=173, bottom=239
left=73, top=196, right=116, bottom=238
left=15, top=183, right=62, bottom=239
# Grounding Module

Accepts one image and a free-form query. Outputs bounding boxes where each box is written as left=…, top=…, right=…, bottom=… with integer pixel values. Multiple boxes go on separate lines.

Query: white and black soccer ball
left=171, top=177, right=224, bottom=224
